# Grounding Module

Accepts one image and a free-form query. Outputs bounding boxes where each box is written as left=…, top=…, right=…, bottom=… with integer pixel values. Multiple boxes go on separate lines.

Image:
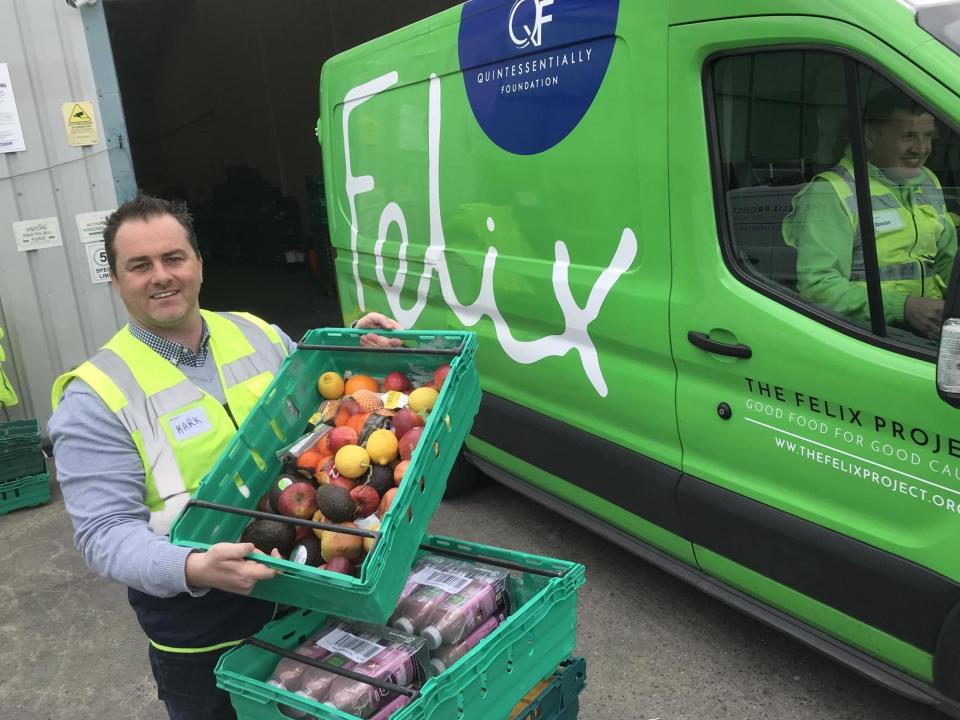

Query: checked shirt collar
left=128, top=317, right=211, bottom=367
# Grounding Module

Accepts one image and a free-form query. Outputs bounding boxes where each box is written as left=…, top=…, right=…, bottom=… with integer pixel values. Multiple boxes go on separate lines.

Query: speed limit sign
left=85, top=242, right=111, bottom=284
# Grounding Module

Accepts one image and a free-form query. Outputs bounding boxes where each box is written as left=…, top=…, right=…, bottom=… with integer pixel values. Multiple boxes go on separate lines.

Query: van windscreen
left=916, top=2, right=960, bottom=56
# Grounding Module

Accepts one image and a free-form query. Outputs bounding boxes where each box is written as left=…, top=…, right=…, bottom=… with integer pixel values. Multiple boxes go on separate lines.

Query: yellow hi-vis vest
left=51, top=310, right=288, bottom=535
left=0, top=326, right=17, bottom=407
left=818, top=156, right=948, bottom=300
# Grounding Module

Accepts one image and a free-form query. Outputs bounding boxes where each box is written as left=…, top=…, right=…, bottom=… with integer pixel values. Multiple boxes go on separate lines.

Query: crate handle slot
left=296, top=342, right=464, bottom=357
left=245, top=637, right=420, bottom=698
left=183, top=500, right=570, bottom=577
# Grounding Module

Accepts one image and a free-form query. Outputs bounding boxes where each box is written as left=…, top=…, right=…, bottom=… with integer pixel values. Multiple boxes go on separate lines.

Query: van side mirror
left=937, top=319, right=960, bottom=407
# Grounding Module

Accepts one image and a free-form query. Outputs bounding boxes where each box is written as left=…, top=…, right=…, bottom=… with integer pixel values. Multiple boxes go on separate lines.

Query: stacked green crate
left=0, top=420, right=50, bottom=515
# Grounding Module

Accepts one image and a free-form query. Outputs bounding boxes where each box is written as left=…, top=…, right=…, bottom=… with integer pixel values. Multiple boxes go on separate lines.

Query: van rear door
left=669, top=14, right=960, bottom=678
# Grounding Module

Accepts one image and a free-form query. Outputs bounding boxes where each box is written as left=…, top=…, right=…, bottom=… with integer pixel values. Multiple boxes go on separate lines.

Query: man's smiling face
left=866, top=109, right=935, bottom=183
left=109, top=213, right=203, bottom=335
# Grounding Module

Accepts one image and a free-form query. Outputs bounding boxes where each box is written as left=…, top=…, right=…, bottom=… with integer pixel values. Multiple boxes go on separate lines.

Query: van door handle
left=687, top=331, right=752, bottom=359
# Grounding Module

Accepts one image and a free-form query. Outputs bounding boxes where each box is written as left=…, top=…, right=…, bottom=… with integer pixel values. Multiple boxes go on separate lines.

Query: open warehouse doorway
left=102, top=0, right=459, bottom=338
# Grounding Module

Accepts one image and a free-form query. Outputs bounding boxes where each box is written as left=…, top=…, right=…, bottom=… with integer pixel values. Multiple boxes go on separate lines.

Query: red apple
left=433, top=364, right=451, bottom=388
left=276, top=481, right=320, bottom=519
left=378, top=487, right=398, bottom=520
left=384, top=371, right=412, bottom=393
left=325, top=556, right=353, bottom=575
left=398, top=426, right=424, bottom=461
left=392, top=407, right=425, bottom=441
left=295, top=525, right=314, bottom=543
left=393, top=460, right=409, bottom=486
left=329, top=473, right=358, bottom=492
left=327, top=426, right=359, bottom=454
left=350, top=484, right=380, bottom=518
left=268, top=472, right=299, bottom=510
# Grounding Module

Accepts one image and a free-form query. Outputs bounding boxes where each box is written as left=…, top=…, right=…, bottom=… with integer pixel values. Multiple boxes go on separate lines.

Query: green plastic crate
left=0, top=419, right=43, bottom=482
left=509, top=658, right=585, bottom=720
left=216, top=534, right=586, bottom=720
left=171, top=329, right=481, bottom=622
left=0, top=451, right=46, bottom=484
left=0, top=473, right=51, bottom=515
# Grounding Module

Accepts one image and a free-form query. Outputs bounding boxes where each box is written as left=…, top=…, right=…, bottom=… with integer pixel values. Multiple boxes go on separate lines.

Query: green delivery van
left=318, top=0, right=960, bottom=713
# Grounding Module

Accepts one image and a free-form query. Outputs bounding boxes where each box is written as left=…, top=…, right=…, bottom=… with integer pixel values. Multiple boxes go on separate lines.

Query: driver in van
left=782, top=87, right=957, bottom=339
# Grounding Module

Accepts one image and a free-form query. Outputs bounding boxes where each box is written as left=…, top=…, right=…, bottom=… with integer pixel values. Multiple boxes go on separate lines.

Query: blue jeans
left=148, top=645, right=237, bottom=720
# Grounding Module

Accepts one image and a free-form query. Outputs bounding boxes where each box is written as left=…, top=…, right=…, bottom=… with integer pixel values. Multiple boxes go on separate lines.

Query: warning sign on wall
left=61, top=101, right=99, bottom=146
left=85, top=242, right=111, bottom=284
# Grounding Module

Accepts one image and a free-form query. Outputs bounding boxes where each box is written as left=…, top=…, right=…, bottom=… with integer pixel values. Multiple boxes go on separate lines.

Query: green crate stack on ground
left=0, top=419, right=50, bottom=515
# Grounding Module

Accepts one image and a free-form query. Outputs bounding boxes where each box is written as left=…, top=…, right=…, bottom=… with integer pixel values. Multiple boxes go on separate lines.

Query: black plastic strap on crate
left=245, top=636, right=419, bottom=699
left=185, top=499, right=569, bottom=578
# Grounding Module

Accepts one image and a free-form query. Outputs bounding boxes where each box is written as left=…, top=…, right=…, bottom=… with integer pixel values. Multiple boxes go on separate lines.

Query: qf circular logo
left=460, top=0, right=619, bottom=155
left=508, top=0, right=554, bottom=49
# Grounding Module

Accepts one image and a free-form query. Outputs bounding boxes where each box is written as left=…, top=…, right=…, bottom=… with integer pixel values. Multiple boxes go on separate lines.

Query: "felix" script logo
left=508, top=0, right=553, bottom=49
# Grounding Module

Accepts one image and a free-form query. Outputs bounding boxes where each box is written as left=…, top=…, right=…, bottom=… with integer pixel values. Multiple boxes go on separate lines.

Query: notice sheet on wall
left=0, top=63, right=26, bottom=153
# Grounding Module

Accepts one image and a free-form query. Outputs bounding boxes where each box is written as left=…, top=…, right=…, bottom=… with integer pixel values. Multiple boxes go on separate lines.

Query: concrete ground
left=0, top=468, right=945, bottom=720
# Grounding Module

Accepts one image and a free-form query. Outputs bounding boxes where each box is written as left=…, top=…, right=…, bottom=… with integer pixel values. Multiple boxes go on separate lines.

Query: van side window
left=710, top=50, right=959, bottom=353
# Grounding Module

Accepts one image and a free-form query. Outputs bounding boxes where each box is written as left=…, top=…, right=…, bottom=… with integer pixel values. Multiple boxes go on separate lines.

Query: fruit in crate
left=378, top=487, right=398, bottom=519
left=317, top=371, right=345, bottom=400
left=310, top=509, right=329, bottom=540
left=336, top=445, right=370, bottom=479
left=240, top=519, right=296, bottom=557
left=276, top=481, right=320, bottom=519
left=327, top=426, right=359, bottom=454
left=294, top=524, right=314, bottom=543
left=363, top=521, right=380, bottom=554
left=295, top=449, right=324, bottom=473
left=408, top=386, right=438, bottom=413
left=268, top=472, right=300, bottom=511
left=367, top=465, right=395, bottom=498
left=289, top=536, right=322, bottom=566
left=344, top=374, right=379, bottom=395
left=351, top=389, right=384, bottom=412
left=434, top=363, right=451, bottom=389
left=334, top=397, right=362, bottom=426
left=316, top=484, right=355, bottom=523
left=358, top=411, right=393, bottom=445
left=350, top=484, right=380, bottom=518
left=392, top=407, right=425, bottom=440
left=256, top=492, right=273, bottom=514
left=384, top=370, right=412, bottom=392
left=329, top=473, right=359, bottom=492
left=365, top=429, right=398, bottom=465
left=325, top=555, right=354, bottom=576
left=393, top=460, right=409, bottom=485
left=320, top=522, right=364, bottom=562
left=346, top=411, right=371, bottom=436
left=398, top=426, right=424, bottom=461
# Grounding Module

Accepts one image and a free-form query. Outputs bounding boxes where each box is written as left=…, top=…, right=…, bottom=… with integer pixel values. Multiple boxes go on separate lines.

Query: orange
left=347, top=411, right=371, bottom=436
left=297, top=449, right=322, bottom=472
left=345, top=374, right=379, bottom=395
left=315, top=434, right=332, bottom=456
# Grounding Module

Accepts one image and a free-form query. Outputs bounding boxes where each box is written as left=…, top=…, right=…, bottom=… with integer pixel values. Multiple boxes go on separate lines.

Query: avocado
left=240, top=518, right=296, bottom=557
left=367, top=465, right=395, bottom=499
left=288, top=535, right=322, bottom=566
left=315, top=484, right=355, bottom=523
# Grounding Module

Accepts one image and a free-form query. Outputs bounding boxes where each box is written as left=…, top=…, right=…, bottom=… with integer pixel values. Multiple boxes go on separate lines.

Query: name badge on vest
left=873, top=209, right=904, bottom=234
left=168, top=406, right=213, bottom=442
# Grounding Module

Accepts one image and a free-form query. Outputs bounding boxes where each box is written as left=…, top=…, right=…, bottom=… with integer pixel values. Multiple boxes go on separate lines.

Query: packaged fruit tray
left=215, top=534, right=586, bottom=720
left=0, top=472, right=51, bottom=516
left=171, top=329, right=481, bottom=622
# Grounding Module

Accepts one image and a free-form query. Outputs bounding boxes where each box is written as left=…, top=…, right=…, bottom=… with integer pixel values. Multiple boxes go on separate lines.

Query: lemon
left=335, top=445, right=370, bottom=479
left=408, top=387, right=438, bottom=413
left=365, top=429, right=399, bottom=465
left=318, top=371, right=345, bottom=400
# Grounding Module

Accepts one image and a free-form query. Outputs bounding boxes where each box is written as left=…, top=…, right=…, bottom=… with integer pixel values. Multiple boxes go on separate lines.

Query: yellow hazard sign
left=61, top=101, right=99, bottom=146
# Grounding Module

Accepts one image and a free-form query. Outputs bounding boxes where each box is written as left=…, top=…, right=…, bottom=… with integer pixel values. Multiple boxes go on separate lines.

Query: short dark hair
left=864, top=87, right=930, bottom=127
left=103, top=194, right=199, bottom=274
